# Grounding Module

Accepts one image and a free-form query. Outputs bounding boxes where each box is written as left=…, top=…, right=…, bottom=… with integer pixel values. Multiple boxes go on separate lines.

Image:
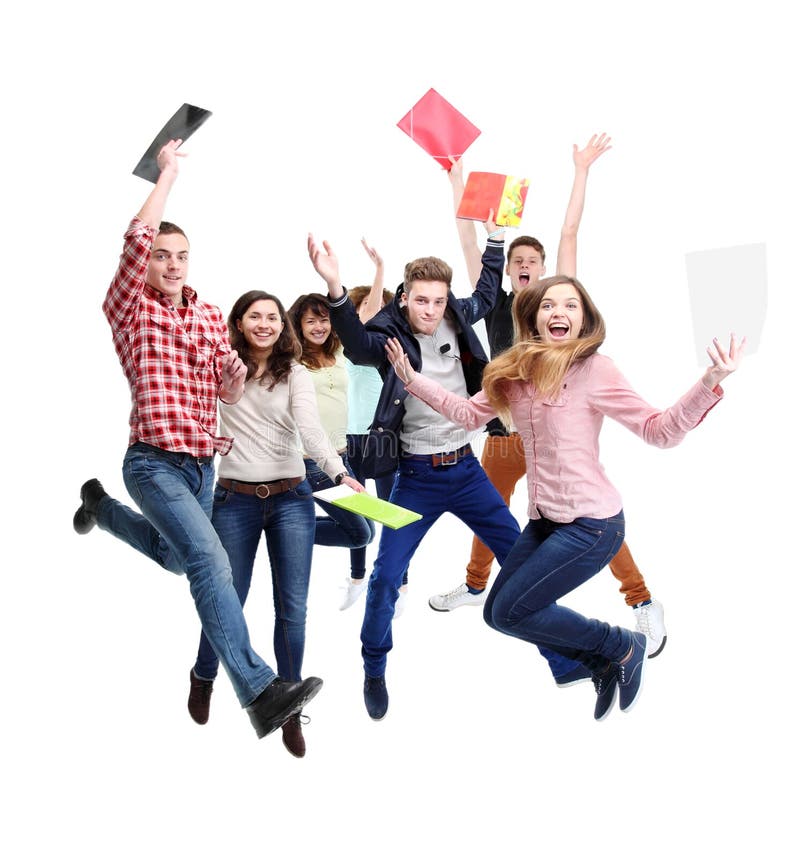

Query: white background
left=2, top=1, right=796, bottom=856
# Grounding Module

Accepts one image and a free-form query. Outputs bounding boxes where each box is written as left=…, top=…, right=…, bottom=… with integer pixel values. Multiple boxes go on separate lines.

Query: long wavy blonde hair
left=482, top=276, right=606, bottom=420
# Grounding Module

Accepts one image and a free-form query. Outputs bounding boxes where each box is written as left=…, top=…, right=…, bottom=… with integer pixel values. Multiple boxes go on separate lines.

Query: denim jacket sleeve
left=456, top=239, right=505, bottom=324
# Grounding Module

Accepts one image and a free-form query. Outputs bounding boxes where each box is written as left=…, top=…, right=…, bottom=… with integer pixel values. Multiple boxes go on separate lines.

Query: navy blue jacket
left=328, top=240, right=505, bottom=477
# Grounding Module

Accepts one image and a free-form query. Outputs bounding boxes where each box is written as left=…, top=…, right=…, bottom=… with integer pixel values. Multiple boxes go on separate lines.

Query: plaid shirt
left=102, top=217, right=234, bottom=457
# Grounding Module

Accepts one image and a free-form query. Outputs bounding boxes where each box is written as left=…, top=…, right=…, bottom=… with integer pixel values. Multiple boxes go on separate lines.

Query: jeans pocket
left=291, top=479, right=313, bottom=498
left=213, top=485, right=232, bottom=505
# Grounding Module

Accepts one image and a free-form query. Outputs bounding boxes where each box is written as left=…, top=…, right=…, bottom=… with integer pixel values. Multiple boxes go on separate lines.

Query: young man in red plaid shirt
left=73, top=139, right=321, bottom=739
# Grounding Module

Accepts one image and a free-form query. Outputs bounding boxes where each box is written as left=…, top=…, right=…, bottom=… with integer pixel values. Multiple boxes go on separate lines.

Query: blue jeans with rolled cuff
left=194, top=478, right=316, bottom=683
left=95, top=442, right=275, bottom=707
left=484, top=511, right=631, bottom=673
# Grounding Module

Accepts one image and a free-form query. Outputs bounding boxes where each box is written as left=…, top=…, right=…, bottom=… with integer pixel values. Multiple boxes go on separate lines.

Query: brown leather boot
left=281, top=713, right=309, bottom=757
left=187, top=669, right=214, bottom=725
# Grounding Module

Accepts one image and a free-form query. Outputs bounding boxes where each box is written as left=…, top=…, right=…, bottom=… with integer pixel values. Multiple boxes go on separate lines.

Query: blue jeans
left=484, top=512, right=630, bottom=672
left=194, top=479, right=316, bottom=682
left=346, top=433, right=406, bottom=584
left=359, top=452, right=572, bottom=677
left=95, top=443, right=275, bottom=706
left=304, top=456, right=375, bottom=565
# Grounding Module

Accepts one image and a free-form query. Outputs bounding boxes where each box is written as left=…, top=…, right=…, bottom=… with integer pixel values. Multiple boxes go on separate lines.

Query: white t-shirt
left=400, top=316, right=480, bottom=454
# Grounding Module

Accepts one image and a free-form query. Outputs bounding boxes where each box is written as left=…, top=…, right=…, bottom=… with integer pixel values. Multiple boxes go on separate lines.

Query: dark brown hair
left=288, top=293, right=341, bottom=368
left=228, top=291, right=301, bottom=389
left=157, top=221, right=188, bottom=241
left=507, top=235, right=545, bottom=264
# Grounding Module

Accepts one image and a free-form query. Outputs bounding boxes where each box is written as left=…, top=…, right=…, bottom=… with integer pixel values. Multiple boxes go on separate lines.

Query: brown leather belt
left=402, top=443, right=473, bottom=468
left=217, top=476, right=303, bottom=499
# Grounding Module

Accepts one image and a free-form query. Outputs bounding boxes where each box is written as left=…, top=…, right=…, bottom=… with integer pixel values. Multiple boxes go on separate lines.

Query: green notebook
left=313, top=486, right=422, bottom=530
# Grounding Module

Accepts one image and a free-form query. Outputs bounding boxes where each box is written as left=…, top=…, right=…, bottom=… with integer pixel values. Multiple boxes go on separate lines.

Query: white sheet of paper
left=685, top=242, right=766, bottom=364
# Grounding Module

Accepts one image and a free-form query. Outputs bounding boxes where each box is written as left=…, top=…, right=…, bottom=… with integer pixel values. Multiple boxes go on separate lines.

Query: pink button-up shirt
left=405, top=353, right=722, bottom=523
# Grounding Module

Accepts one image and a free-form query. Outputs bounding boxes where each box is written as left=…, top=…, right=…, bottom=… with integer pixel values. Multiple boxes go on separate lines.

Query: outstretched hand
left=701, top=334, right=746, bottom=389
left=385, top=337, right=416, bottom=385
left=483, top=208, right=501, bottom=237
left=446, top=154, right=465, bottom=186
left=573, top=133, right=612, bottom=170
left=156, top=139, right=186, bottom=176
left=361, top=238, right=383, bottom=271
left=307, top=233, right=341, bottom=292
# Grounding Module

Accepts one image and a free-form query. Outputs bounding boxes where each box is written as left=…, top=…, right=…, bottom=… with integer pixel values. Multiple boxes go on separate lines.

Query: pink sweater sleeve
left=404, top=374, right=497, bottom=431
left=588, top=356, right=723, bottom=448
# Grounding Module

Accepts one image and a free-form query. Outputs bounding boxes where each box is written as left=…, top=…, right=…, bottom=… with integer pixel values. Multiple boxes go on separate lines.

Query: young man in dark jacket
left=307, top=229, right=579, bottom=719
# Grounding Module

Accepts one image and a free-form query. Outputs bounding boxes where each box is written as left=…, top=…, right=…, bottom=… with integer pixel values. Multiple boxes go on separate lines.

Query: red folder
left=456, top=171, right=530, bottom=227
left=396, top=88, right=481, bottom=169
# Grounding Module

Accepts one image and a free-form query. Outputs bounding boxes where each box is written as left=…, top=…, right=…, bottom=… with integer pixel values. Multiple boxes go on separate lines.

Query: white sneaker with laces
left=633, top=600, right=667, bottom=658
left=394, top=585, right=408, bottom=618
left=339, top=578, right=368, bottom=611
left=428, top=582, right=486, bottom=612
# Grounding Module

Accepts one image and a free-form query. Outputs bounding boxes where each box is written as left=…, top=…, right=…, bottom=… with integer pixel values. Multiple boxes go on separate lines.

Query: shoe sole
left=73, top=507, right=96, bottom=535
left=427, top=599, right=485, bottom=612
left=252, top=678, right=323, bottom=739
left=557, top=676, right=593, bottom=689
left=647, top=635, right=667, bottom=659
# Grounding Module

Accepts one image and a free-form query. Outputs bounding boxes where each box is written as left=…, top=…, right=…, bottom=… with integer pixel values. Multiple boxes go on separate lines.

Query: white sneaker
left=339, top=578, right=368, bottom=611
left=428, top=582, right=486, bottom=612
left=394, top=585, right=408, bottom=619
left=633, top=600, right=667, bottom=658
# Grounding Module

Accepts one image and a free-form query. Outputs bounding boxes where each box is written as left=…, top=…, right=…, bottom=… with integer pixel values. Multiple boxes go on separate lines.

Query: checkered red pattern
left=102, top=217, right=234, bottom=457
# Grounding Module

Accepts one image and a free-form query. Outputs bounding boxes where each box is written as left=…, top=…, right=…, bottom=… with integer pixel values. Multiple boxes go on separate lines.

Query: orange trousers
left=467, top=434, right=651, bottom=606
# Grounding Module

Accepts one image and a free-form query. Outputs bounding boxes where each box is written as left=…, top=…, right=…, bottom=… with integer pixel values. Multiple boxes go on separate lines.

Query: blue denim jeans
left=95, top=443, right=275, bottom=706
left=361, top=452, right=542, bottom=677
left=193, top=479, right=316, bottom=683
left=484, top=512, right=630, bottom=672
left=304, top=456, right=375, bottom=564
left=346, top=433, right=406, bottom=584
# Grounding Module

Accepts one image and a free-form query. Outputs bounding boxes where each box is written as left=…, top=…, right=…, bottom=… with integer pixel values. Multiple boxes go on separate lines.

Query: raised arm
left=308, top=233, right=346, bottom=301
left=137, top=139, right=185, bottom=229
left=307, top=234, right=388, bottom=367
left=103, top=140, right=186, bottom=331
left=447, top=156, right=484, bottom=288
left=555, top=133, right=612, bottom=277
left=357, top=239, right=386, bottom=323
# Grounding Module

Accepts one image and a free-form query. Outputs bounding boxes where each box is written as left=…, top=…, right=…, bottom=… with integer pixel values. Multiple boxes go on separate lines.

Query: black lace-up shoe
left=73, top=478, right=108, bottom=535
left=246, top=677, right=322, bottom=739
